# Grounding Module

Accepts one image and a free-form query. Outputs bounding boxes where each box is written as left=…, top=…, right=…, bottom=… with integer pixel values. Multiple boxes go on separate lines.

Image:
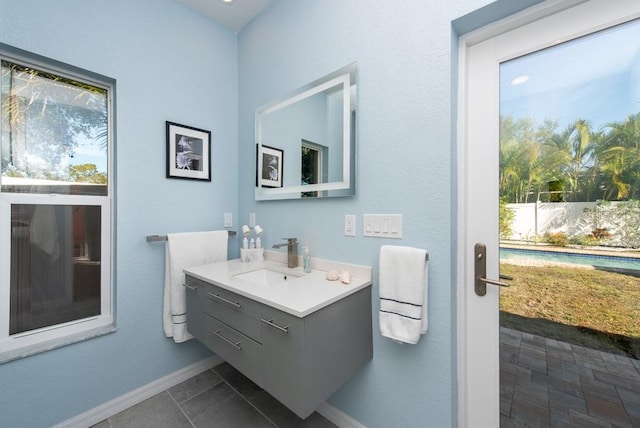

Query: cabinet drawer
left=205, top=315, right=263, bottom=386
left=203, top=284, right=262, bottom=317
left=185, top=276, right=262, bottom=317
left=204, top=286, right=262, bottom=342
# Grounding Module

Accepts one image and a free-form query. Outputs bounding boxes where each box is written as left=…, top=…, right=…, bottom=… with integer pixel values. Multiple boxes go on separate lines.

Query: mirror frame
left=255, top=63, right=356, bottom=200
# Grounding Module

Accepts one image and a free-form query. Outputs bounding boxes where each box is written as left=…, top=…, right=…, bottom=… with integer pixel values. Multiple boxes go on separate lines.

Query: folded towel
left=379, top=245, right=428, bottom=344
left=163, top=230, right=228, bottom=343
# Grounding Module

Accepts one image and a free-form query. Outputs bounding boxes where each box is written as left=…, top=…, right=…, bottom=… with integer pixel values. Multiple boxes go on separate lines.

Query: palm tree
left=500, top=116, right=549, bottom=203
left=596, top=113, right=640, bottom=200
left=538, top=121, right=573, bottom=201
left=500, top=114, right=640, bottom=203
left=543, top=120, right=596, bottom=201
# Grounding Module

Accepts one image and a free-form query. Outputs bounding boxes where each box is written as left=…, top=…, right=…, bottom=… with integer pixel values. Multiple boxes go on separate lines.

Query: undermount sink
left=234, top=268, right=302, bottom=286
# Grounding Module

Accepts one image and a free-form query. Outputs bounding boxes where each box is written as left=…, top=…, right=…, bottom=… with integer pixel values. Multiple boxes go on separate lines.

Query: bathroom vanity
left=184, top=255, right=372, bottom=419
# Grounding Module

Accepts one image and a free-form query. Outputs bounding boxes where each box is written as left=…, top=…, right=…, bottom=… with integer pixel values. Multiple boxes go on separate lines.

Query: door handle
left=474, top=242, right=511, bottom=296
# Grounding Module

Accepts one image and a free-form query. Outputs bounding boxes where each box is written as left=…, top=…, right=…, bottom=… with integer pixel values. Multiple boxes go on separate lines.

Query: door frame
left=456, top=0, right=640, bottom=426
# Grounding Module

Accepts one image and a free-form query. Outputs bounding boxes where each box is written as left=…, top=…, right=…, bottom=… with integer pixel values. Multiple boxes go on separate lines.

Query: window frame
left=0, top=43, right=116, bottom=363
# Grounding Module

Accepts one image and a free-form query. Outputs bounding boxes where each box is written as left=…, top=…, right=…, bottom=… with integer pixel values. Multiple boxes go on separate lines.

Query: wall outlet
left=224, top=213, right=233, bottom=228
left=249, top=213, right=256, bottom=228
left=344, top=214, right=356, bottom=236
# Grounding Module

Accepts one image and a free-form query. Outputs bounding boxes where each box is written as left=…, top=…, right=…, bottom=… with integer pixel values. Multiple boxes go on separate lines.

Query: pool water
left=500, top=247, right=640, bottom=271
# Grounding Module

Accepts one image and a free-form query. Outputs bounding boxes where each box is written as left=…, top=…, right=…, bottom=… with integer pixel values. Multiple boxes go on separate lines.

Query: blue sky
left=500, top=18, right=640, bottom=131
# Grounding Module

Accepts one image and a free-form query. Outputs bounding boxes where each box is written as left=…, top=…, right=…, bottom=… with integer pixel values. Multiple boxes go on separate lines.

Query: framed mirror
left=255, top=63, right=357, bottom=200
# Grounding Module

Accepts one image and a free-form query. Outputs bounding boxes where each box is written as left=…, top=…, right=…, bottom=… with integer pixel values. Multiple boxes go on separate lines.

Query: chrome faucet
left=272, top=238, right=298, bottom=268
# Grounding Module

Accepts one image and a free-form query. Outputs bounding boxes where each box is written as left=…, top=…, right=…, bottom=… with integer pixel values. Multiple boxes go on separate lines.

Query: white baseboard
left=54, top=355, right=223, bottom=428
left=317, top=402, right=367, bottom=428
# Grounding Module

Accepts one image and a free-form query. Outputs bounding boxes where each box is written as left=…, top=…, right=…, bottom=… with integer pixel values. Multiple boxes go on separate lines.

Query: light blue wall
left=237, top=1, right=498, bottom=426
left=238, top=0, right=547, bottom=426
left=0, top=0, right=237, bottom=426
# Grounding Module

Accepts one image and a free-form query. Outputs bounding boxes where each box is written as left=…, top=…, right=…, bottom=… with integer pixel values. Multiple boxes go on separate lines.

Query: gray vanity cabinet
left=185, top=274, right=373, bottom=419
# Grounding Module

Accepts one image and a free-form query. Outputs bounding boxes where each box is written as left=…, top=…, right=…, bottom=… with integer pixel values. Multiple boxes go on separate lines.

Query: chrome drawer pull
left=261, top=318, right=289, bottom=333
left=184, top=283, right=200, bottom=290
left=208, top=292, right=241, bottom=309
left=210, top=328, right=242, bottom=350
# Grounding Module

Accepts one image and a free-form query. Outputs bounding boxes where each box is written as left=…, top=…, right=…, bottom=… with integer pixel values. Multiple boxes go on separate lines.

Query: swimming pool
left=500, top=247, right=640, bottom=271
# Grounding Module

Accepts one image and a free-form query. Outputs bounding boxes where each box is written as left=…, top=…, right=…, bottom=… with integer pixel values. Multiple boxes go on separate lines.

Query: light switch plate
left=363, top=214, right=402, bottom=238
left=224, top=213, right=233, bottom=227
left=344, top=214, right=356, bottom=236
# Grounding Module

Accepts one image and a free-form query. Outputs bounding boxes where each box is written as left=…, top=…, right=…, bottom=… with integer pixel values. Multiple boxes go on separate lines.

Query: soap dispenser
left=303, top=246, right=311, bottom=273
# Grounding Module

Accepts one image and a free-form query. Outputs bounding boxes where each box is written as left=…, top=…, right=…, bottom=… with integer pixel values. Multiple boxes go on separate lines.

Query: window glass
left=1, top=60, right=108, bottom=195
left=10, top=204, right=101, bottom=335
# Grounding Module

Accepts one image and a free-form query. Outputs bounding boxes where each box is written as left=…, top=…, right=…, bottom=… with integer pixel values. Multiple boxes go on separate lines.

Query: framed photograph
left=257, top=145, right=284, bottom=188
left=166, top=121, right=211, bottom=181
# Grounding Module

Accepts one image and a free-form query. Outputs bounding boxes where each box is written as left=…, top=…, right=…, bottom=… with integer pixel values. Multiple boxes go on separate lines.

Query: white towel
left=163, top=230, right=228, bottom=343
left=378, top=245, right=428, bottom=344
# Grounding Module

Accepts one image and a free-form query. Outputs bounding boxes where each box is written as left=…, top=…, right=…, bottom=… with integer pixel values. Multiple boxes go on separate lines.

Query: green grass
left=499, top=263, right=640, bottom=359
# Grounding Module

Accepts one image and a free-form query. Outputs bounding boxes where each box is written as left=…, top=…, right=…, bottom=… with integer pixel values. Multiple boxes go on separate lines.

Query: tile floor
left=92, top=362, right=336, bottom=428
left=92, top=328, right=640, bottom=427
left=500, top=327, right=640, bottom=427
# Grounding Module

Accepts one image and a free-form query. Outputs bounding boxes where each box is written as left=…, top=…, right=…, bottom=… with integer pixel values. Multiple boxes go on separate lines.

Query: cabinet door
left=184, top=279, right=204, bottom=342
left=260, top=308, right=307, bottom=417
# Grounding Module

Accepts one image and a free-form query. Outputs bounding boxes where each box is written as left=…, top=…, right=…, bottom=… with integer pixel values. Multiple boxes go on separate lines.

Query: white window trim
left=0, top=44, right=116, bottom=363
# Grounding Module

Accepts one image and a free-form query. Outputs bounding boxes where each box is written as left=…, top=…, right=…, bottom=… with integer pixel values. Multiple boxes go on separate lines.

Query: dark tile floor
left=93, top=328, right=640, bottom=427
left=92, top=362, right=336, bottom=428
left=500, top=327, right=640, bottom=428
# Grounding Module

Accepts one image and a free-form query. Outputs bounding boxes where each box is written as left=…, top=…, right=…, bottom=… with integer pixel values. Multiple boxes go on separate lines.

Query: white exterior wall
left=506, top=202, right=617, bottom=241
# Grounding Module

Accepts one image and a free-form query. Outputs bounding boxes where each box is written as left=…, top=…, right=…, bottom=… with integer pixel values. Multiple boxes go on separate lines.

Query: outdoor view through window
left=498, top=19, right=640, bottom=360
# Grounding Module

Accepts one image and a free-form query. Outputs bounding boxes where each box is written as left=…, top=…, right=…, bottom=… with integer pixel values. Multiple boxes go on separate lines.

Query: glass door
left=458, top=2, right=640, bottom=426
left=498, top=17, right=640, bottom=426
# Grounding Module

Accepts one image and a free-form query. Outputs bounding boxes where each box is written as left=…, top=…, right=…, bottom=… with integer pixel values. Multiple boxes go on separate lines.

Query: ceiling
left=175, top=0, right=273, bottom=33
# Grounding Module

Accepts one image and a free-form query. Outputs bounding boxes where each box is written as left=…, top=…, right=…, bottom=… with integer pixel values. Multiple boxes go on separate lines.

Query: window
left=0, top=44, right=115, bottom=363
left=301, top=139, right=328, bottom=198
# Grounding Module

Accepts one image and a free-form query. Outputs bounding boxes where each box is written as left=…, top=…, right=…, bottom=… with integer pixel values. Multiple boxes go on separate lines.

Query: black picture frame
left=257, top=144, right=284, bottom=188
left=166, top=121, right=211, bottom=181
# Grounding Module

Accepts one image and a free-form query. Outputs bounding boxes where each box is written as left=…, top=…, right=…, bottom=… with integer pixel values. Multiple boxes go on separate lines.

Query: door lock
left=474, top=242, right=512, bottom=296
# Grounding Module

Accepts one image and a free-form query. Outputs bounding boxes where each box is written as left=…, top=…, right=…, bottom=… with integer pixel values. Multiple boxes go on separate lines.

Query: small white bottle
left=255, top=236, right=262, bottom=249
left=241, top=236, right=249, bottom=263
left=303, top=246, right=311, bottom=273
left=250, top=238, right=256, bottom=249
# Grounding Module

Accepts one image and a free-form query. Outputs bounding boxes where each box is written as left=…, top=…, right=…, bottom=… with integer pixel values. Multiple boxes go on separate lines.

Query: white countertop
left=183, top=256, right=372, bottom=318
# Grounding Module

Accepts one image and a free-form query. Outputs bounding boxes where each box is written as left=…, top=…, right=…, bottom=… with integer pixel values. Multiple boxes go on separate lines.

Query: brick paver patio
left=500, top=327, right=640, bottom=427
